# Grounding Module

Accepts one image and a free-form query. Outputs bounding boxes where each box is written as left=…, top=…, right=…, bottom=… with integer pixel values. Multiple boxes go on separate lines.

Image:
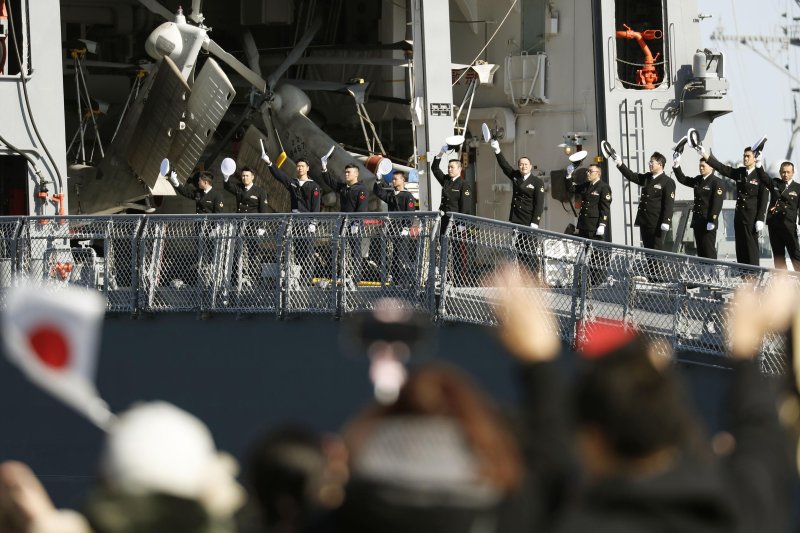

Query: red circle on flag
left=29, top=326, right=70, bottom=370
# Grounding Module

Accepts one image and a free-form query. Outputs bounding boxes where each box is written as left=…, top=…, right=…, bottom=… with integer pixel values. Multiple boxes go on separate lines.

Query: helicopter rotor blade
left=137, top=0, right=174, bottom=21
left=266, top=17, right=323, bottom=92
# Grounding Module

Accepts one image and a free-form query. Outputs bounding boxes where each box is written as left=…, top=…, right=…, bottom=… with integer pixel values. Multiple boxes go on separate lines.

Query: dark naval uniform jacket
left=320, top=171, right=369, bottom=212
left=431, top=155, right=475, bottom=215
left=673, top=166, right=724, bottom=228
left=223, top=181, right=269, bottom=213
left=756, top=167, right=800, bottom=229
left=174, top=183, right=225, bottom=214
left=618, top=165, right=676, bottom=229
left=706, top=154, right=768, bottom=226
left=373, top=182, right=417, bottom=212
left=266, top=164, right=321, bottom=212
left=570, top=178, right=612, bottom=236
left=494, top=152, right=545, bottom=226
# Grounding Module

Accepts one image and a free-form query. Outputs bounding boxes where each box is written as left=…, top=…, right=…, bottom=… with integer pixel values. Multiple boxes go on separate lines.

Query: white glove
left=755, top=220, right=764, bottom=232
left=596, top=224, right=605, bottom=237
left=168, top=171, right=179, bottom=187
left=530, top=223, right=538, bottom=229
left=401, top=228, right=410, bottom=237
left=490, top=139, right=500, bottom=154
left=224, top=174, right=230, bottom=182
left=260, top=139, right=271, bottom=166
left=566, top=164, right=575, bottom=176
left=256, top=228, right=267, bottom=236
left=614, top=158, right=623, bottom=167
left=660, top=223, right=670, bottom=232
left=755, top=153, right=763, bottom=168
left=308, top=223, right=317, bottom=234
left=350, top=224, right=359, bottom=235
left=320, top=145, right=335, bottom=171
left=439, top=144, right=449, bottom=156
left=706, top=222, right=715, bottom=231
left=695, top=144, right=707, bottom=158
left=672, top=151, right=681, bottom=167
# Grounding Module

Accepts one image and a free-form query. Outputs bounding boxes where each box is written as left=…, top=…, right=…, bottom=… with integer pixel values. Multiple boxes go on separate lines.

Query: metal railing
left=0, top=213, right=788, bottom=372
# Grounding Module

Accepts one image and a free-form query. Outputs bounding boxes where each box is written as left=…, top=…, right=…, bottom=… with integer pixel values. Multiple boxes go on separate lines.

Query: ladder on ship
left=618, top=99, right=645, bottom=247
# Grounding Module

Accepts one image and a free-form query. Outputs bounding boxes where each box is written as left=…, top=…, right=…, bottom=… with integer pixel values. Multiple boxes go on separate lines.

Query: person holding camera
left=756, top=160, right=800, bottom=270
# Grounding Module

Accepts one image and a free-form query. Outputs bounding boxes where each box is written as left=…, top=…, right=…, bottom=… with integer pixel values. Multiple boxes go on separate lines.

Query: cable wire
left=452, top=0, right=518, bottom=86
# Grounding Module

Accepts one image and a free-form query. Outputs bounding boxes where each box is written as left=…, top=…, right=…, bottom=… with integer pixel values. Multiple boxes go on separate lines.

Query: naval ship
left=0, top=0, right=793, bottom=507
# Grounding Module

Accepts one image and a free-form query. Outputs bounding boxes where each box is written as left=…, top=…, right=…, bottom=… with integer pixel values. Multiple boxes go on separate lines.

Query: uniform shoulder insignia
left=408, top=200, right=415, bottom=208
left=716, top=188, right=722, bottom=195
left=359, top=192, right=366, bottom=200
left=540, top=186, right=544, bottom=192
left=464, top=190, right=470, bottom=196
left=670, top=192, right=675, bottom=198
left=605, top=193, right=611, bottom=200
left=218, top=202, right=224, bottom=208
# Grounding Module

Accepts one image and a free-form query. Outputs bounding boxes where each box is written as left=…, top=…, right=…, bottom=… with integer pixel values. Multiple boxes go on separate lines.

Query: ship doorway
left=0, top=155, right=28, bottom=215
left=615, top=0, right=667, bottom=90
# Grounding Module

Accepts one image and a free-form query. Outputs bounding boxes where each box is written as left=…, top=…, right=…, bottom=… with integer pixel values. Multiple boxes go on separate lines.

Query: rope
left=452, top=0, right=518, bottom=86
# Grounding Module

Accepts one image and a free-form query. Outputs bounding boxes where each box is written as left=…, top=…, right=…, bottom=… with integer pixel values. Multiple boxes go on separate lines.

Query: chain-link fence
left=17, top=216, right=143, bottom=312
left=439, top=214, right=788, bottom=374
left=0, top=213, right=791, bottom=372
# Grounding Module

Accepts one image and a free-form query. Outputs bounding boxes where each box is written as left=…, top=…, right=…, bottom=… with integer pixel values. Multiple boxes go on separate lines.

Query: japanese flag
left=2, top=282, right=113, bottom=430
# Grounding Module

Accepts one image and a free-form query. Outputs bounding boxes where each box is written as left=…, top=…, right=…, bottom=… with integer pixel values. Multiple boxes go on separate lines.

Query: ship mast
left=710, top=7, right=800, bottom=159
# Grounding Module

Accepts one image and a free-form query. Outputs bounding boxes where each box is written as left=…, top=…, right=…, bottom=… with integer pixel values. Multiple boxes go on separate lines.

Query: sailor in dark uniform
left=320, top=164, right=369, bottom=213
left=373, top=171, right=418, bottom=287
left=262, top=151, right=324, bottom=286
left=372, top=171, right=417, bottom=212
left=169, top=170, right=225, bottom=213
left=489, top=139, right=545, bottom=227
left=320, top=162, right=370, bottom=286
left=672, top=155, right=724, bottom=259
left=489, top=139, right=545, bottom=275
left=223, top=166, right=270, bottom=213
left=611, top=151, right=676, bottom=251
left=699, top=145, right=768, bottom=265
left=431, top=146, right=475, bottom=234
left=262, top=155, right=321, bottom=213
left=756, top=160, right=800, bottom=270
left=567, top=163, right=612, bottom=285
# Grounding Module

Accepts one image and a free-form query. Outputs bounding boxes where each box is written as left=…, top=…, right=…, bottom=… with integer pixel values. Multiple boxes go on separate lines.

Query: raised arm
left=430, top=155, right=446, bottom=186
left=617, top=163, right=646, bottom=186
left=672, top=165, right=694, bottom=188
left=494, top=151, right=517, bottom=180
left=266, top=164, right=292, bottom=191
left=319, top=170, right=344, bottom=193
left=705, top=152, right=735, bottom=179
left=372, top=180, right=392, bottom=204
left=724, top=277, right=798, bottom=533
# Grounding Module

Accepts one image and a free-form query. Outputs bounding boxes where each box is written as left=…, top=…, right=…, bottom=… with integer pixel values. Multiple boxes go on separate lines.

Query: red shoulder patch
left=408, top=201, right=415, bottom=208
left=359, top=192, right=366, bottom=200
left=313, top=190, right=319, bottom=196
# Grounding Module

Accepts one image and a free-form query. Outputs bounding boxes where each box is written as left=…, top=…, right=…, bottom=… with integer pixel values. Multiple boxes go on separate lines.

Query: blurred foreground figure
left=489, top=265, right=796, bottom=533
left=0, top=461, right=90, bottom=533
left=84, top=401, right=245, bottom=533
left=242, top=425, right=347, bottom=533
left=336, top=365, right=525, bottom=533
